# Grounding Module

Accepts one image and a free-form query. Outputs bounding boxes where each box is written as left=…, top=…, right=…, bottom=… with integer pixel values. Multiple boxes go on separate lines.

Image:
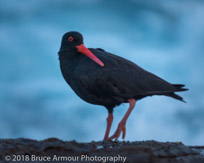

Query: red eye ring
left=68, top=36, right=74, bottom=42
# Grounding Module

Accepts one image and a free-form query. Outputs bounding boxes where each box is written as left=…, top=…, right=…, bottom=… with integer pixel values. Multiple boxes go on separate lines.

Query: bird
left=58, top=31, right=188, bottom=140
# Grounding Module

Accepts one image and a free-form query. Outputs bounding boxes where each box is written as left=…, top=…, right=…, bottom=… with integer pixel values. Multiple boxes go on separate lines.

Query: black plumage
left=58, top=31, right=188, bottom=140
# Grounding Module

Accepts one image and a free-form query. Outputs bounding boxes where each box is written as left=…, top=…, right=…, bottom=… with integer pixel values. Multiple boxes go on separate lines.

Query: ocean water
left=0, top=0, right=204, bottom=145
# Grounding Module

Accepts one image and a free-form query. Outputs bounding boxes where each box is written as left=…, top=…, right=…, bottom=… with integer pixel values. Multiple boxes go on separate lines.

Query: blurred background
left=0, top=0, right=204, bottom=145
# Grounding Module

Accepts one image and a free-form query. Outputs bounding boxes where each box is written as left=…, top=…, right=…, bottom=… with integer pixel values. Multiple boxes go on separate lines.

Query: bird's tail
left=173, top=84, right=189, bottom=92
left=165, top=93, right=186, bottom=103
left=165, top=84, right=188, bottom=103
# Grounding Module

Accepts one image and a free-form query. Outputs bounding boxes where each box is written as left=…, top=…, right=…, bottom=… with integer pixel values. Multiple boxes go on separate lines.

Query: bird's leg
left=108, top=99, right=136, bottom=140
left=103, top=112, right=113, bottom=140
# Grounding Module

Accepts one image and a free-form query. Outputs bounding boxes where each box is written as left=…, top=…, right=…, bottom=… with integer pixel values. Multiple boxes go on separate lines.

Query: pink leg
left=108, top=99, right=136, bottom=140
left=103, top=112, right=113, bottom=140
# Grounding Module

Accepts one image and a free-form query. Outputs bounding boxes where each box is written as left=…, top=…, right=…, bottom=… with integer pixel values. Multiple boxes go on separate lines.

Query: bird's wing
left=75, top=48, right=182, bottom=101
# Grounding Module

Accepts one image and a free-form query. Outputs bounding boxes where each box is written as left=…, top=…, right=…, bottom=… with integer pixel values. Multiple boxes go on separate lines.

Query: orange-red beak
left=76, top=44, right=104, bottom=67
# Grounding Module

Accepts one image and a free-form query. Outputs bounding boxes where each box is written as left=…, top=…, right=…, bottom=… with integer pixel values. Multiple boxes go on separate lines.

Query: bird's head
left=59, top=31, right=104, bottom=67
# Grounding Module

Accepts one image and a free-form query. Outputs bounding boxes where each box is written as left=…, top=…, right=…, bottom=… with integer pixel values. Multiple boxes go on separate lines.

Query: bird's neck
left=58, top=50, right=77, bottom=78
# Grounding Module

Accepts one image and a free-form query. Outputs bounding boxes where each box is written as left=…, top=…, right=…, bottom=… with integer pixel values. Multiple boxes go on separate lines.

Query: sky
left=0, top=0, right=204, bottom=145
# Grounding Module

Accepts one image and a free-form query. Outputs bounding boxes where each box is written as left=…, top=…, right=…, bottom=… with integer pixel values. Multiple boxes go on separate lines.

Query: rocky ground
left=0, top=138, right=204, bottom=163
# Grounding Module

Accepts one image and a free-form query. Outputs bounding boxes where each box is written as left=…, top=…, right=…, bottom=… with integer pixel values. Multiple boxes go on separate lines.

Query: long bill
left=76, top=44, right=104, bottom=67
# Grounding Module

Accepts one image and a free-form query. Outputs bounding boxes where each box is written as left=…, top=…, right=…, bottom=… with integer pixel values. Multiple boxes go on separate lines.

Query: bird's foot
left=108, top=122, right=126, bottom=140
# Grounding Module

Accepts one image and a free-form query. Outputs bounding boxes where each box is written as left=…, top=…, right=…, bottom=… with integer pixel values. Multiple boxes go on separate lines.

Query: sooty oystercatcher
left=58, top=31, right=188, bottom=140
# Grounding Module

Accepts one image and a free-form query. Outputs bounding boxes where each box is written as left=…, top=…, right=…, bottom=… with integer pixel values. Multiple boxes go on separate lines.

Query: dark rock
left=0, top=138, right=203, bottom=163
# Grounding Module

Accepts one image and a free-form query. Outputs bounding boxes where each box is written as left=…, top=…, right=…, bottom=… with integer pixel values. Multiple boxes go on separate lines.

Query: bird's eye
left=68, top=36, right=74, bottom=42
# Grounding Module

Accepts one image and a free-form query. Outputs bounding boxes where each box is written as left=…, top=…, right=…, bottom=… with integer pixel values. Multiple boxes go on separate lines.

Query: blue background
left=0, top=0, right=204, bottom=145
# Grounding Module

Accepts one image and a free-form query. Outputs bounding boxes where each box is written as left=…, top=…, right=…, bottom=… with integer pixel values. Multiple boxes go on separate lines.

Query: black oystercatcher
left=58, top=31, right=188, bottom=140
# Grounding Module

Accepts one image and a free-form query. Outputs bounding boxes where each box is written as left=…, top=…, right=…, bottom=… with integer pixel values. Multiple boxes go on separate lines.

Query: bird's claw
left=108, top=122, right=126, bottom=140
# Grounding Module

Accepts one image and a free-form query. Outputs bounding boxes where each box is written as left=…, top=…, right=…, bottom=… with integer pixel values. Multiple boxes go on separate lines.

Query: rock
left=0, top=138, right=204, bottom=163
